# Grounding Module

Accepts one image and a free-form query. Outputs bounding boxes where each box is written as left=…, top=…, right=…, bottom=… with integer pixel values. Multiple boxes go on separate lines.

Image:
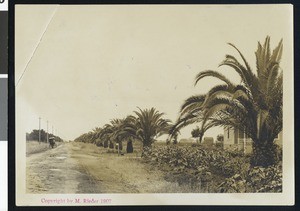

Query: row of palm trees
left=74, top=107, right=172, bottom=152
left=75, top=36, right=283, bottom=167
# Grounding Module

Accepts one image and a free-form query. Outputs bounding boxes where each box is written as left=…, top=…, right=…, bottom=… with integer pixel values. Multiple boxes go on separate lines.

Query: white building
left=223, top=127, right=282, bottom=154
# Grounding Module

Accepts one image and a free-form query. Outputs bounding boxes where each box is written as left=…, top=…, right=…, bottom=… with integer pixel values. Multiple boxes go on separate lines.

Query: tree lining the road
left=26, top=129, right=63, bottom=142
left=74, top=107, right=171, bottom=152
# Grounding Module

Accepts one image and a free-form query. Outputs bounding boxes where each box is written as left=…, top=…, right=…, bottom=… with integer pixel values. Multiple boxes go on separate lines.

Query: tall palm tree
left=115, top=116, right=137, bottom=152
left=110, top=118, right=132, bottom=150
left=124, top=107, right=171, bottom=148
left=170, top=36, right=283, bottom=167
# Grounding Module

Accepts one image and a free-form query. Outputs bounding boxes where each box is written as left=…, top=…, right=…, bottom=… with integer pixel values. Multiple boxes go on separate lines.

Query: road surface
left=26, top=142, right=181, bottom=193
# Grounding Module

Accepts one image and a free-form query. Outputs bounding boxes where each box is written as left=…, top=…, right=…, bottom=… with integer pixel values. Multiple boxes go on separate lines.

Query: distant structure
left=223, top=127, right=283, bottom=153
left=179, top=137, right=214, bottom=146
left=179, top=138, right=197, bottom=144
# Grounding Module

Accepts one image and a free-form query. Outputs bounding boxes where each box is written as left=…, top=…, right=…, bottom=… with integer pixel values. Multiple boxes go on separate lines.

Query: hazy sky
left=15, top=5, right=293, bottom=141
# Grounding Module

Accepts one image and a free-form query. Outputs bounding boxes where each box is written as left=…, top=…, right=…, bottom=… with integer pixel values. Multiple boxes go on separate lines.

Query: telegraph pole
left=47, top=120, right=49, bottom=143
left=38, top=117, right=41, bottom=144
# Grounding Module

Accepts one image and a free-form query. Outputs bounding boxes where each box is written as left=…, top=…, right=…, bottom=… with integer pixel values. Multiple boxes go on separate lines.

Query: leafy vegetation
left=142, top=145, right=282, bottom=193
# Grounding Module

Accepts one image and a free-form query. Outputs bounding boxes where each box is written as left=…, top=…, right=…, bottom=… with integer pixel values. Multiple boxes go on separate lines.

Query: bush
left=215, top=142, right=223, bottom=148
left=217, top=165, right=282, bottom=193
left=218, top=174, right=247, bottom=193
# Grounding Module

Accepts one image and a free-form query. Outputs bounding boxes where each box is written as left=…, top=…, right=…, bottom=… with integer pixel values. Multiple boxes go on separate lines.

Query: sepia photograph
left=15, top=4, right=294, bottom=205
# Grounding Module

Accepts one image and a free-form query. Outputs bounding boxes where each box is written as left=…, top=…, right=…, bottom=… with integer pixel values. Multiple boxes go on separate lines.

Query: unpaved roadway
left=26, top=142, right=180, bottom=193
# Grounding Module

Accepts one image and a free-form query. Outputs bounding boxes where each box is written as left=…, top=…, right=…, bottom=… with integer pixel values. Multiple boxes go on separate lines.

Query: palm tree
left=74, top=131, right=94, bottom=143
left=98, top=118, right=130, bottom=150
left=110, top=118, right=131, bottom=151
left=191, top=126, right=203, bottom=144
left=124, top=107, right=171, bottom=148
left=98, top=124, right=114, bottom=148
left=170, top=36, right=283, bottom=167
left=115, top=116, right=137, bottom=153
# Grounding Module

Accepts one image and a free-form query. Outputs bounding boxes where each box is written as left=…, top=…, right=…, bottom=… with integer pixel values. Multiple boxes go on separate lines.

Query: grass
left=26, top=140, right=62, bottom=156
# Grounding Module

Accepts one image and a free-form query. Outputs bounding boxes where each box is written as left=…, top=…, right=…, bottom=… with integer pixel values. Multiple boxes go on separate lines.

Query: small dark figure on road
left=49, top=137, right=56, bottom=148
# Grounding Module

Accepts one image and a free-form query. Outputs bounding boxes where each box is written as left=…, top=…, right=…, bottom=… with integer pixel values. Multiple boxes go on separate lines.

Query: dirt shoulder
left=26, top=141, right=63, bottom=156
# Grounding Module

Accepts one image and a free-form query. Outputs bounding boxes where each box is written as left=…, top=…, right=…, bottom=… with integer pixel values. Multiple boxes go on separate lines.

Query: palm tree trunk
left=199, top=133, right=203, bottom=144
left=142, top=138, right=153, bottom=149
left=104, top=140, right=108, bottom=148
left=109, top=141, right=114, bottom=149
left=119, top=141, right=123, bottom=151
left=143, top=143, right=151, bottom=150
left=250, top=139, right=279, bottom=167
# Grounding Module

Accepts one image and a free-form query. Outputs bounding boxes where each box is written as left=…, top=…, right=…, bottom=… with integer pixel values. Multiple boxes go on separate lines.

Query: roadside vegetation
left=26, top=140, right=63, bottom=156
left=26, top=129, right=63, bottom=143
left=73, top=36, right=283, bottom=193
left=142, top=145, right=281, bottom=193
left=26, top=129, right=64, bottom=155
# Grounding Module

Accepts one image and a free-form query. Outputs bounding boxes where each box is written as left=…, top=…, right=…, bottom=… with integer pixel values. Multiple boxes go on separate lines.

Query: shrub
left=217, top=164, right=282, bottom=193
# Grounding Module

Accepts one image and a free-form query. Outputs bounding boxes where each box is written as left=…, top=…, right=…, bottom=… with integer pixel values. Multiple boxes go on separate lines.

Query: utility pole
left=52, top=126, right=54, bottom=135
left=47, top=120, right=49, bottom=143
left=38, top=117, right=41, bottom=144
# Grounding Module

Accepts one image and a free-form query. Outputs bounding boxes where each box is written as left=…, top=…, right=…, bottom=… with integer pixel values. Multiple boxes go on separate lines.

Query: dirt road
left=26, top=142, right=182, bottom=193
